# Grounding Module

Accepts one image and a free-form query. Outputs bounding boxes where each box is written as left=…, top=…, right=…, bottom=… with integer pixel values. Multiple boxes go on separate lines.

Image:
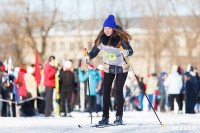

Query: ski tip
left=78, top=125, right=82, bottom=128
left=162, top=124, right=166, bottom=127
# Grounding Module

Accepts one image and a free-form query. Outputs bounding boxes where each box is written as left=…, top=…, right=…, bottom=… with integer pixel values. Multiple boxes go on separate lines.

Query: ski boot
left=114, top=116, right=123, bottom=125
left=98, top=117, right=109, bottom=125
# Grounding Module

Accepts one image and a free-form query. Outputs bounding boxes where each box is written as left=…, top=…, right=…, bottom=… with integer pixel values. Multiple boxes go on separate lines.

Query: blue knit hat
left=103, top=15, right=116, bottom=29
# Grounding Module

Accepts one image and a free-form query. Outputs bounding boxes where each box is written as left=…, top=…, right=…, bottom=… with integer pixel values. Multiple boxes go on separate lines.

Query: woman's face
left=104, top=27, right=113, bottom=36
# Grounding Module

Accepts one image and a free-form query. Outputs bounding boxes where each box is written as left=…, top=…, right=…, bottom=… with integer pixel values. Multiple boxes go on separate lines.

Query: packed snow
left=0, top=110, right=199, bottom=133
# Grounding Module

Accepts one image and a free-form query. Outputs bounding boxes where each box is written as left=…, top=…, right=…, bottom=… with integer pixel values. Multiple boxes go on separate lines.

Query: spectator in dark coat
left=59, top=60, right=75, bottom=117
left=194, top=67, right=200, bottom=112
left=185, top=65, right=199, bottom=113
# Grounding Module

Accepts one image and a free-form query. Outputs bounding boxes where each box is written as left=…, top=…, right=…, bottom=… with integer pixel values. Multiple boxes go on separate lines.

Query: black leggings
left=44, top=87, right=54, bottom=116
left=88, top=96, right=98, bottom=113
left=169, top=94, right=182, bottom=111
left=103, top=72, right=128, bottom=118
left=60, top=90, right=73, bottom=115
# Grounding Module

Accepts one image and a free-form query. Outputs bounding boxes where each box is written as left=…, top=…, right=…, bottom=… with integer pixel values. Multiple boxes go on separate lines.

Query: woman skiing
left=83, top=14, right=133, bottom=125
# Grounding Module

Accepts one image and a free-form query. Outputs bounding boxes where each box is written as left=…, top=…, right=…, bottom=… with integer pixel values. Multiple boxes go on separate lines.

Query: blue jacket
left=78, top=67, right=102, bottom=96
left=158, top=72, right=166, bottom=94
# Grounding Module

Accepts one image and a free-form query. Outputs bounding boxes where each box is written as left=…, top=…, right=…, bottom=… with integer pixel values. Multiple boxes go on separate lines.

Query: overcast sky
left=39, top=0, right=200, bottom=20
left=3, top=0, right=200, bottom=21
left=29, top=0, right=141, bottom=20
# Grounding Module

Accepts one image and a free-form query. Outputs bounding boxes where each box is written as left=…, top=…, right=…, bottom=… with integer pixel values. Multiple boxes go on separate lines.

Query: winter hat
left=171, top=65, right=178, bottom=73
left=186, top=64, right=192, bottom=72
left=190, top=65, right=194, bottom=72
left=103, top=15, right=116, bottom=29
left=97, top=64, right=103, bottom=70
left=88, top=64, right=94, bottom=70
left=151, top=73, right=157, bottom=77
left=64, top=60, right=72, bottom=70
left=49, top=55, right=55, bottom=62
left=177, top=66, right=181, bottom=74
left=160, top=72, right=166, bottom=78
left=27, top=67, right=34, bottom=74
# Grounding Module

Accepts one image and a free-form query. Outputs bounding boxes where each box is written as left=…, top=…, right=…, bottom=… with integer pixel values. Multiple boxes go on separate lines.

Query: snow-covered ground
left=0, top=111, right=199, bottom=133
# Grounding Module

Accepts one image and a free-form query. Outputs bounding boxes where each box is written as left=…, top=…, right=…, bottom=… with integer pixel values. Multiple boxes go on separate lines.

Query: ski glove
left=120, top=50, right=129, bottom=57
left=82, top=55, right=90, bottom=64
left=55, top=66, right=59, bottom=71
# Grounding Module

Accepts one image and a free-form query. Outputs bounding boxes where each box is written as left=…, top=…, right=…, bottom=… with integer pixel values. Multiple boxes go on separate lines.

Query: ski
left=91, top=123, right=126, bottom=128
left=78, top=123, right=126, bottom=128
left=91, top=123, right=116, bottom=128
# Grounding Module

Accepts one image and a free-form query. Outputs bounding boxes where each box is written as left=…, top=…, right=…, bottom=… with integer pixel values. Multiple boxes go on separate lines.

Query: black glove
left=55, top=66, right=58, bottom=71
left=74, top=90, right=77, bottom=94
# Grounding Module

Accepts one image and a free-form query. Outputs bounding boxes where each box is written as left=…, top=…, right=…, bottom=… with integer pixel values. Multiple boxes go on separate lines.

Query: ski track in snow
left=0, top=111, right=199, bottom=133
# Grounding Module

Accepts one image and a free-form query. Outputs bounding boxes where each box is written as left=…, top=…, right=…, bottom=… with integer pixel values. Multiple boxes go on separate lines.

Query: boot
left=98, top=117, right=109, bottom=125
left=114, top=116, right=123, bottom=125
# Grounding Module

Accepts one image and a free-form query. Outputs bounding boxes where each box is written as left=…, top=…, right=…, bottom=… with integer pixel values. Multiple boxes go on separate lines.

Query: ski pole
left=118, top=44, right=166, bottom=127
left=84, top=48, right=92, bottom=124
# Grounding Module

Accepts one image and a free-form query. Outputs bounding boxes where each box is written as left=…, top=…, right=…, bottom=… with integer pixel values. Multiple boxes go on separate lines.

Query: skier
left=83, top=14, right=133, bottom=125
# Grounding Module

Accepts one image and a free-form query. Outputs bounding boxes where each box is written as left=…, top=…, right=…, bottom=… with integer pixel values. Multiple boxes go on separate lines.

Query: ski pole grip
left=118, top=44, right=124, bottom=51
left=84, top=48, right=88, bottom=57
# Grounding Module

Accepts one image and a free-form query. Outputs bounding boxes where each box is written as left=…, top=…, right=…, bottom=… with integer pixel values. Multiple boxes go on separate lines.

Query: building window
left=11, top=44, right=16, bottom=49
left=175, top=38, right=181, bottom=48
left=60, top=42, right=65, bottom=51
left=69, top=42, right=75, bottom=51
left=134, top=40, right=140, bottom=49
left=52, top=42, right=56, bottom=51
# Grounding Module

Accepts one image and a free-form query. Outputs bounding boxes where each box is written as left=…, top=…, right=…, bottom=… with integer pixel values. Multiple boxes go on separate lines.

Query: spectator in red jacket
left=44, top=56, right=56, bottom=117
left=15, top=65, right=27, bottom=98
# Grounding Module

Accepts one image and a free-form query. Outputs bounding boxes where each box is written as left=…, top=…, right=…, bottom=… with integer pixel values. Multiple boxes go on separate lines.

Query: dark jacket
left=158, top=73, right=166, bottom=94
left=185, top=72, right=199, bottom=96
left=140, top=80, right=146, bottom=94
left=89, top=33, right=133, bottom=74
left=59, top=70, right=75, bottom=92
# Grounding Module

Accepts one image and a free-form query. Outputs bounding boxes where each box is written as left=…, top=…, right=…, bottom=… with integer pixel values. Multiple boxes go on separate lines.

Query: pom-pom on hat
left=97, top=64, right=103, bottom=70
left=27, top=67, right=34, bottom=74
left=88, top=64, right=94, bottom=69
left=103, top=15, right=116, bottom=29
left=64, top=60, right=72, bottom=70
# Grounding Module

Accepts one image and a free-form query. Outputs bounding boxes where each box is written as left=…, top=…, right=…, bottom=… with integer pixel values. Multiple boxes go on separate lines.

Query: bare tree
left=0, top=0, right=62, bottom=64
left=24, top=0, right=60, bottom=63
left=170, top=0, right=200, bottom=65
left=140, top=0, right=171, bottom=74
left=0, top=1, right=27, bottom=66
